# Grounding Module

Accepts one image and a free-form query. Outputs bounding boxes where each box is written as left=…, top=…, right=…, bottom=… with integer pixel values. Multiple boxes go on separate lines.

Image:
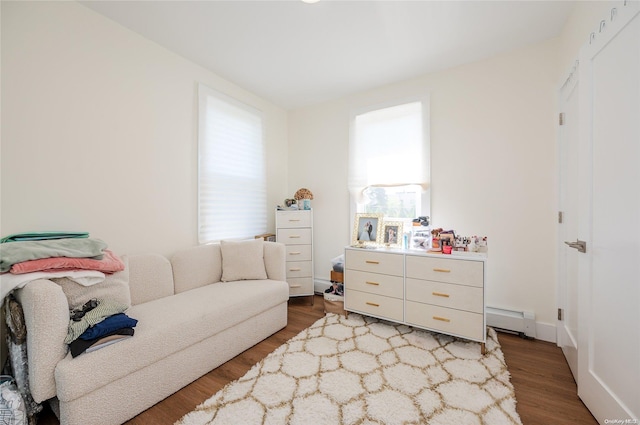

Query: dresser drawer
left=345, top=249, right=403, bottom=276
left=406, top=278, right=483, bottom=313
left=345, top=290, right=403, bottom=322
left=276, top=210, right=312, bottom=228
left=277, top=228, right=312, bottom=245
left=405, top=255, right=483, bottom=287
left=286, top=261, right=312, bottom=278
left=287, top=277, right=314, bottom=295
left=405, top=301, right=484, bottom=341
left=285, top=244, right=312, bottom=262
left=345, top=269, right=403, bottom=299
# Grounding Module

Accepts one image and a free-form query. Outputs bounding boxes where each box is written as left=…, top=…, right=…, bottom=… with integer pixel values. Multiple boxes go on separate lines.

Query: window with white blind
left=198, top=84, right=266, bottom=244
left=348, top=100, right=430, bottom=220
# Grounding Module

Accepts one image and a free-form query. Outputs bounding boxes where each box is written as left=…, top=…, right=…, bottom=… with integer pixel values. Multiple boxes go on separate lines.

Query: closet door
left=577, top=2, right=640, bottom=421
left=556, top=62, right=580, bottom=381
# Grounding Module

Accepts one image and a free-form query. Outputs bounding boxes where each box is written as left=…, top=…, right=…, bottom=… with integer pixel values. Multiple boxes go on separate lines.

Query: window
left=198, top=84, right=266, bottom=244
left=348, top=100, right=430, bottom=220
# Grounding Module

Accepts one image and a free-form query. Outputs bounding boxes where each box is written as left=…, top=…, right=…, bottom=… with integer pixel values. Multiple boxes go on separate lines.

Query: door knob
left=564, top=239, right=587, bottom=253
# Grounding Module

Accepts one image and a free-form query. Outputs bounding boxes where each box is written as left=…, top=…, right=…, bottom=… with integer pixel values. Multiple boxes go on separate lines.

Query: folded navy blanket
left=0, top=238, right=107, bottom=273
left=79, top=313, right=138, bottom=340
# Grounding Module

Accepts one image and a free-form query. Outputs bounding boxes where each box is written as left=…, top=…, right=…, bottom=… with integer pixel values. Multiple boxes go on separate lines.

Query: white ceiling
left=81, top=0, right=576, bottom=110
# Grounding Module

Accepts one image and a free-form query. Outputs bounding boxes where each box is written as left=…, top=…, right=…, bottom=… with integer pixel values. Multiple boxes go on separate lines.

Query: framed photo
left=382, top=221, right=403, bottom=247
left=352, top=213, right=383, bottom=246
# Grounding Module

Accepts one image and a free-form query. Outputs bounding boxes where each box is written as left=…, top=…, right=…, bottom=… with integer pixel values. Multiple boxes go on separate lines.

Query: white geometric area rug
left=176, top=313, right=523, bottom=425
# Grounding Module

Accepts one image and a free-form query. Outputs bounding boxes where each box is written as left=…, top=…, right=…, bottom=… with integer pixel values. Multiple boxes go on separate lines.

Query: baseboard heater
left=486, top=307, right=536, bottom=339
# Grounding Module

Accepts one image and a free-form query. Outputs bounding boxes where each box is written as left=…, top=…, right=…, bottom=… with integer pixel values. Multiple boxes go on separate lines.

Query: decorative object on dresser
left=293, top=187, right=313, bottom=210
left=276, top=208, right=314, bottom=301
left=176, top=313, right=521, bottom=425
left=382, top=221, right=403, bottom=247
left=344, top=247, right=487, bottom=353
left=351, top=213, right=383, bottom=246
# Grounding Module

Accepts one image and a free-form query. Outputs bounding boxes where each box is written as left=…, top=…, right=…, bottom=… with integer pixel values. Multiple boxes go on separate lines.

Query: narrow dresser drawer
left=345, top=249, right=403, bottom=276
left=345, top=290, right=403, bottom=322
left=276, top=210, right=312, bottom=228
left=277, top=228, right=312, bottom=245
left=285, top=244, right=312, bottom=261
left=406, top=278, right=483, bottom=313
left=345, top=269, right=403, bottom=299
left=288, top=277, right=313, bottom=295
left=405, top=301, right=484, bottom=341
left=405, top=255, right=483, bottom=287
left=286, top=261, right=312, bottom=278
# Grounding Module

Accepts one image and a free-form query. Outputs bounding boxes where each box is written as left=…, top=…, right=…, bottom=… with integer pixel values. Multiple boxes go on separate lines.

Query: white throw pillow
left=220, top=239, right=268, bottom=282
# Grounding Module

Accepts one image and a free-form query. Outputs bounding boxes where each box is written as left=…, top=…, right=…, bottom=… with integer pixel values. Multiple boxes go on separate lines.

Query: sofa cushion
left=52, top=256, right=130, bottom=310
left=54, top=279, right=289, bottom=402
left=220, top=239, right=267, bottom=282
left=171, top=244, right=222, bottom=294
left=128, top=254, right=174, bottom=305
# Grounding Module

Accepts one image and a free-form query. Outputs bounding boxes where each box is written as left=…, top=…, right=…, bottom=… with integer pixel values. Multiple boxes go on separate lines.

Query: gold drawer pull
left=289, top=268, right=301, bottom=271
left=289, top=235, right=301, bottom=238
left=365, top=260, right=380, bottom=264
left=433, top=316, right=451, bottom=323
left=366, top=302, right=380, bottom=307
left=289, top=219, right=301, bottom=222
left=433, top=268, right=451, bottom=273
left=290, top=285, right=302, bottom=288
left=365, top=281, right=380, bottom=286
left=289, top=252, right=301, bottom=255
left=432, top=292, right=450, bottom=298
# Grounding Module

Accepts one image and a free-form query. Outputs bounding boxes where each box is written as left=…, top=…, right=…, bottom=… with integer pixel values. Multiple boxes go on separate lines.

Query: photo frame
left=352, top=213, right=383, bottom=246
left=382, top=221, right=403, bottom=247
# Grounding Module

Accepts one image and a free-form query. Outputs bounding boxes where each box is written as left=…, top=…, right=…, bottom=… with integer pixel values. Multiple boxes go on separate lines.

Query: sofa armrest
left=15, top=279, right=69, bottom=403
left=263, top=241, right=286, bottom=281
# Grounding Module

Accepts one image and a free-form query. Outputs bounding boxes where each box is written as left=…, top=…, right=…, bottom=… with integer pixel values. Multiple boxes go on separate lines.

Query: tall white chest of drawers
left=344, top=247, right=487, bottom=351
left=276, top=209, right=314, bottom=298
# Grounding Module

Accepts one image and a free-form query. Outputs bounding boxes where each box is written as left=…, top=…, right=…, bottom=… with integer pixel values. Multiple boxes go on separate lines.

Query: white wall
left=289, top=38, right=561, bottom=336
left=1, top=0, right=616, bottom=344
left=288, top=1, right=618, bottom=341
left=0, top=1, right=289, bottom=257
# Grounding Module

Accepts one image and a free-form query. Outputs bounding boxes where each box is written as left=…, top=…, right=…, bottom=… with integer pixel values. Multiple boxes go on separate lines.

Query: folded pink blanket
left=10, top=249, right=125, bottom=274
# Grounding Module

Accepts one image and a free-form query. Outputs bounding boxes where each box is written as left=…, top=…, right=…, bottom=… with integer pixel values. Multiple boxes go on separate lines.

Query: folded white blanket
left=1, top=270, right=106, bottom=299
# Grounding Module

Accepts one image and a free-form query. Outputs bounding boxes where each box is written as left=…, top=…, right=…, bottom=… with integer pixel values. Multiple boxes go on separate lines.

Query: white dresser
left=344, top=247, right=486, bottom=351
left=276, top=209, right=314, bottom=299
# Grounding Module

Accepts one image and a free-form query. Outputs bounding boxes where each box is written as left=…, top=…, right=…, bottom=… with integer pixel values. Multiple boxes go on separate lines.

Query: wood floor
left=36, top=295, right=596, bottom=425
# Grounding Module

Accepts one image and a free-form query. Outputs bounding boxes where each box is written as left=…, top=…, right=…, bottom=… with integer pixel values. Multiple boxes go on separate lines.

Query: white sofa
left=15, top=240, right=289, bottom=425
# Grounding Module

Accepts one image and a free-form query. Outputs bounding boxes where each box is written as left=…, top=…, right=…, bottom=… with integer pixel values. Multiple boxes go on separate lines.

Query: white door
left=577, top=3, right=640, bottom=422
left=557, top=63, right=580, bottom=380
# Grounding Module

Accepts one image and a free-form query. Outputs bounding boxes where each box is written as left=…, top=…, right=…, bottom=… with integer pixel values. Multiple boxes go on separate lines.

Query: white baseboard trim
left=534, top=322, right=556, bottom=343
left=314, top=278, right=332, bottom=294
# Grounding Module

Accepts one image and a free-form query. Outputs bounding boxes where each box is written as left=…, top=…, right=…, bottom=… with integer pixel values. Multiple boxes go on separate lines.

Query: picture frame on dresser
left=352, top=213, right=383, bottom=246
left=382, top=221, right=403, bottom=247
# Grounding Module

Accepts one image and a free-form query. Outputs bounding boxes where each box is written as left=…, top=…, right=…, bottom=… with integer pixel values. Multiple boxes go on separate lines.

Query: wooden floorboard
left=35, top=295, right=596, bottom=424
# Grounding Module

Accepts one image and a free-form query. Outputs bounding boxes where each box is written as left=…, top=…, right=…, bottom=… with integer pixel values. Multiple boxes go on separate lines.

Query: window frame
left=348, top=96, right=431, bottom=226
